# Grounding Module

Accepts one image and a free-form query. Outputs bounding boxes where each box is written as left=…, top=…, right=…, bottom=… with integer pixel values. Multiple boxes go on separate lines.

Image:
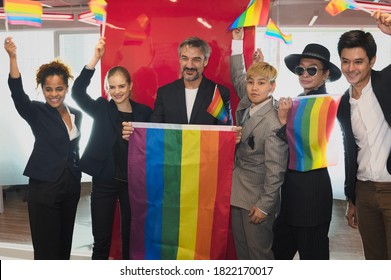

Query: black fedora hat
left=284, top=43, right=341, bottom=82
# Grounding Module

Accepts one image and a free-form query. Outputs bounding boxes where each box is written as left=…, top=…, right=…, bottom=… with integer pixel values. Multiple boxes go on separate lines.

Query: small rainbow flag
left=4, top=0, right=43, bottom=27
left=207, top=85, right=229, bottom=124
left=88, top=0, right=107, bottom=24
left=265, top=18, right=292, bottom=44
left=286, top=94, right=341, bottom=172
left=228, top=0, right=270, bottom=30
left=128, top=123, right=236, bottom=260
left=325, top=0, right=357, bottom=16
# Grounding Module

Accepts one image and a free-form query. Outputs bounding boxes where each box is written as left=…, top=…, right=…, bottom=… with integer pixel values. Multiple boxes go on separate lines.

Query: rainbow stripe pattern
left=228, top=0, right=270, bottom=30
left=286, top=95, right=341, bottom=172
left=128, top=123, right=236, bottom=260
left=325, top=0, right=357, bottom=16
left=207, top=85, right=229, bottom=124
left=4, top=0, right=43, bottom=27
left=88, top=0, right=107, bottom=24
left=265, top=18, right=292, bottom=44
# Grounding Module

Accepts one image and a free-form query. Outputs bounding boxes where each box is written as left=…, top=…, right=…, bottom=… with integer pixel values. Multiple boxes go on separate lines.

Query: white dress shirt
left=64, top=105, right=80, bottom=141
left=349, top=80, right=391, bottom=182
left=185, top=88, right=198, bottom=123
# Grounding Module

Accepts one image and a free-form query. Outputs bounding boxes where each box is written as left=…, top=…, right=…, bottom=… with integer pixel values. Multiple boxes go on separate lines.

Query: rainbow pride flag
left=128, top=123, right=236, bottom=260
left=286, top=94, right=341, bottom=172
left=325, top=0, right=357, bottom=16
left=207, top=85, right=229, bottom=124
left=228, top=0, right=270, bottom=30
left=88, top=0, right=107, bottom=24
left=265, top=18, right=292, bottom=44
left=4, top=0, right=43, bottom=27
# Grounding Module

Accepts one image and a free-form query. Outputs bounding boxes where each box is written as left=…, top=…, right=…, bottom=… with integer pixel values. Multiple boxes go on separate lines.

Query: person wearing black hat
left=337, top=11, right=391, bottom=260
left=271, top=43, right=342, bottom=260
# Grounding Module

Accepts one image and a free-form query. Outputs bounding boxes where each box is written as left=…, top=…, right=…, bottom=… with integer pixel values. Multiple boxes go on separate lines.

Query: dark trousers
left=272, top=216, right=330, bottom=260
left=27, top=168, right=81, bottom=260
left=356, top=180, right=391, bottom=259
left=91, top=179, right=131, bottom=260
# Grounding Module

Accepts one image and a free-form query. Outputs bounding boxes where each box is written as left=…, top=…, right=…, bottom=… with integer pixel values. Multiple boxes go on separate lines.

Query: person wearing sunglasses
left=272, top=43, right=342, bottom=260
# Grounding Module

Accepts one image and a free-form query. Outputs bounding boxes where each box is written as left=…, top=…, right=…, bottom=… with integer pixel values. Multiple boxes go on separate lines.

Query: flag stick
left=101, top=15, right=107, bottom=37
left=356, top=5, right=373, bottom=15
left=4, top=11, right=9, bottom=33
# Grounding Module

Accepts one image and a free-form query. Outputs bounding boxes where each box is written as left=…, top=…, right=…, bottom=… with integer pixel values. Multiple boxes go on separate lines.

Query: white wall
left=0, top=30, right=100, bottom=185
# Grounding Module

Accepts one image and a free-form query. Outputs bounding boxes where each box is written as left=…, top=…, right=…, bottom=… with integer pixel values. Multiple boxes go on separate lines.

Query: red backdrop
left=104, top=0, right=256, bottom=259
left=102, top=0, right=256, bottom=117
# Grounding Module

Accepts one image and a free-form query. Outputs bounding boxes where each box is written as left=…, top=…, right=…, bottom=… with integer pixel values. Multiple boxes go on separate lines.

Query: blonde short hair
left=246, top=62, right=277, bottom=84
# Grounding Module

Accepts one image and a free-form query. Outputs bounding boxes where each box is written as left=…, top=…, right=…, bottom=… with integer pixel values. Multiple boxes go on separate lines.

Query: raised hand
left=373, top=10, right=391, bottom=35
left=232, top=27, right=244, bottom=40
left=4, top=37, right=17, bottom=58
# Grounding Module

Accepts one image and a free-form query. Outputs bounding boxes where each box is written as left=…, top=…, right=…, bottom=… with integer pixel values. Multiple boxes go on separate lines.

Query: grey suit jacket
left=230, top=53, right=247, bottom=101
left=231, top=97, right=288, bottom=214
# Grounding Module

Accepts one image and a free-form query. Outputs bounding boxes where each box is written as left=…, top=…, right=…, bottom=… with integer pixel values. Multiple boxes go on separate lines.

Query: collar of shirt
left=64, top=105, right=80, bottom=141
left=249, top=97, right=272, bottom=117
left=349, top=78, right=372, bottom=105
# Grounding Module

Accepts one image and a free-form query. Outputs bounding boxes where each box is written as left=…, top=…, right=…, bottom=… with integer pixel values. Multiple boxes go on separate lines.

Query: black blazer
left=150, top=75, right=233, bottom=125
left=9, top=75, right=82, bottom=182
left=337, top=65, right=391, bottom=204
left=72, top=67, right=152, bottom=179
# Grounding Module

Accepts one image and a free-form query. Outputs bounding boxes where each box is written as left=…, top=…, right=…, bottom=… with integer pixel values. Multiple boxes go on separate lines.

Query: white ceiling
left=37, top=0, right=89, bottom=7
left=273, top=0, right=391, bottom=27
left=2, top=0, right=391, bottom=29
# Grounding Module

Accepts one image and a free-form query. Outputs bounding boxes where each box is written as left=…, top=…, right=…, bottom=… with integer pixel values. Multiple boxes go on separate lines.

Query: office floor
left=0, top=183, right=92, bottom=259
left=0, top=183, right=365, bottom=260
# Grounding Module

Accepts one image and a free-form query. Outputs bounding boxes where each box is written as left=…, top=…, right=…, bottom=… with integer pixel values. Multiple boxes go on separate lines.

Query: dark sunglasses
left=294, top=66, right=323, bottom=76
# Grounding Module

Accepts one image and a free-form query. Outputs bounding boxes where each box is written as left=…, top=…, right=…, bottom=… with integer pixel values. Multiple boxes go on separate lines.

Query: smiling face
left=296, top=58, right=329, bottom=94
left=42, top=75, right=68, bottom=109
left=107, top=72, right=132, bottom=105
left=179, top=45, right=208, bottom=87
left=340, top=47, right=375, bottom=90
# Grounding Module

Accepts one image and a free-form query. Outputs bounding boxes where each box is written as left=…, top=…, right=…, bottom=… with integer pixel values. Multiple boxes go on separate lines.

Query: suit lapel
left=239, top=98, right=274, bottom=141
left=68, top=106, right=81, bottom=129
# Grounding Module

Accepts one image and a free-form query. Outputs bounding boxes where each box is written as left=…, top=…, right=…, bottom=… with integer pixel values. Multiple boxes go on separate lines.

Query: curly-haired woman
left=4, top=36, right=82, bottom=260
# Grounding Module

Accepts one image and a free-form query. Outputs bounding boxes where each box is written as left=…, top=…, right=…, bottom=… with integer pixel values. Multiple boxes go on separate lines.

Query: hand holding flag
left=286, top=94, right=341, bottom=172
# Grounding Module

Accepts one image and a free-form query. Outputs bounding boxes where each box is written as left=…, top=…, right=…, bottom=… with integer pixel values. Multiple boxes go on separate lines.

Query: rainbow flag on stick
left=89, top=0, right=108, bottom=35
left=207, top=85, right=229, bottom=124
left=4, top=0, right=43, bottom=28
left=228, top=0, right=270, bottom=30
left=128, top=123, right=236, bottom=260
left=89, top=0, right=107, bottom=24
left=325, top=0, right=371, bottom=16
left=286, top=94, right=341, bottom=172
left=265, top=18, right=292, bottom=44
